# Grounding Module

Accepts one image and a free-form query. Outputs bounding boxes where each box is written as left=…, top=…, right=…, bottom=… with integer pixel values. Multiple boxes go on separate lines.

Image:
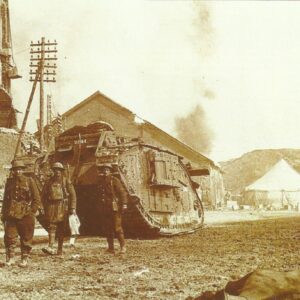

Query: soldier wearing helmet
left=96, top=163, right=128, bottom=254
left=41, top=162, right=77, bottom=256
left=1, top=160, right=41, bottom=267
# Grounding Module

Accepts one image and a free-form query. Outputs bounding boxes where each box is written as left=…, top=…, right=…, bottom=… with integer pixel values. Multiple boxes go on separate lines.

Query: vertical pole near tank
left=30, top=38, right=57, bottom=151
left=47, top=94, right=52, bottom=125
left=39, top=37, right=45, bottom=152
left=14, top=63, right=41, bottom=158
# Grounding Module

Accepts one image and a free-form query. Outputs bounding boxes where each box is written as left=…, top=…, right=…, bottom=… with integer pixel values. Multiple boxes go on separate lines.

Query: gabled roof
left=246, top=159, right=300, bottom=191
left=63, top=91, right=134, bottom=118
left=62, top=90, right=219, bottom=169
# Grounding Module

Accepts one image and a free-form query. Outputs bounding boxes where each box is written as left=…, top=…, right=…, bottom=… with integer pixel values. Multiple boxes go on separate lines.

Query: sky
left=7, top=0, right=300, bottom=162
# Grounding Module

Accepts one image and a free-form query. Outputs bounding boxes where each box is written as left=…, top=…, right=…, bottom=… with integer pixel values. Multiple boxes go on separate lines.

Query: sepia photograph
left=0, top=0, right=300, bottom=299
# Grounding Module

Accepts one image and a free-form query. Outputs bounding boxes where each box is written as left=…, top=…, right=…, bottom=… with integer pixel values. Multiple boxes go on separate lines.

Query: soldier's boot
left=105, top=238, right=115, bottom=254
left=117, top=232, right=126, bottom=254
left=5, top=248, right=15, bottom=266
left=42, top=232, right=56, bottom=255
left=18, top=254, right=28, bottom=268
left=57, top=237, right=64, bottom=256
left=66, top=236, right=76, bottom=248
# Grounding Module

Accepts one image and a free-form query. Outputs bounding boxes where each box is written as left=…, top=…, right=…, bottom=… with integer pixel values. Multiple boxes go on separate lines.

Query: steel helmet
left=11, top=160, right=26, bottom=170
left=52, top=162, right=65, bottom=170
left=97, top=163, right=113, bottom=170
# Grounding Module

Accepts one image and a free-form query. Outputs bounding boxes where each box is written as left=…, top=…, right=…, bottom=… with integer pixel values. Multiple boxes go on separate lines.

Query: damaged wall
left=0, top=129, right=39, bottom=187
left=0, top=130, right=18, bottom=186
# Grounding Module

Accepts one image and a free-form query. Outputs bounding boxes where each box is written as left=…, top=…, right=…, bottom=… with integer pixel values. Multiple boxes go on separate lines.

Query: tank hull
left=74, top=183, right=204, bottom=238
left=37, top=122, right=205, bottom=238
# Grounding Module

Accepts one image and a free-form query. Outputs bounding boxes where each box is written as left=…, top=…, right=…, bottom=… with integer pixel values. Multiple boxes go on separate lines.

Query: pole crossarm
left=30, top=57, right=57, bottom=61
left=29, top=79, right=56, bottom=83
left=30, top=64, right=57, bottom=68
left=30, top=50, right=58, bottom=54
left=30, top=71, right=56, bottom=75
left=30, top=42, right=57, bottom=47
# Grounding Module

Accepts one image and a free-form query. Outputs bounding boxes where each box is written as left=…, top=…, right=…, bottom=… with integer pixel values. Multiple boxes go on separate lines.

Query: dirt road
left=0, top=216, right=300, bottom=300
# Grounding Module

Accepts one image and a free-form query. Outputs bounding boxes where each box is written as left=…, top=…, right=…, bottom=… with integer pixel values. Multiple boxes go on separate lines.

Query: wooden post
left=47, top=94, right=52, bottom=125
left=30, top=38, right=57, bottom=152
left=39, top=37, right=45, bottom=152
left=14, top=63, right=41, bottom=158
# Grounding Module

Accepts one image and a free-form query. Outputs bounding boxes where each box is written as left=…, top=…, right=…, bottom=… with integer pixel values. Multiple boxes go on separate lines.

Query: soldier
left=1, top=160, right=41, bottom=267
left=96, top=164, right=127, bottom=254
left=41, top=162, right=76, bottom=256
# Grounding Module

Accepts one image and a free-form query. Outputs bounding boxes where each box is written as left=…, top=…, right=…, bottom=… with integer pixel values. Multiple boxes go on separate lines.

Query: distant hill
left=220, top=149, right=300, bottom=193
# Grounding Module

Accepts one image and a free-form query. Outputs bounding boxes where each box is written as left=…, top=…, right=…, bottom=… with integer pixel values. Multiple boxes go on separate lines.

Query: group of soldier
left=0, top=160, right=128, bottom=267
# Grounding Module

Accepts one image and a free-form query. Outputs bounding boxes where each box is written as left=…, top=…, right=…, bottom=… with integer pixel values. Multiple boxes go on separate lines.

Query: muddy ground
left=0, top=216, right=300, bottom=300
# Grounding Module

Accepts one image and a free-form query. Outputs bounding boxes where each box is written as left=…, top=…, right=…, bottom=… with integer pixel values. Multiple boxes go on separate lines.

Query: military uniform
left=1, top=171, right=40, bottom=264
left=96, top=174, right=127, bottom=253
left=42, top=172, right=76, bottom=255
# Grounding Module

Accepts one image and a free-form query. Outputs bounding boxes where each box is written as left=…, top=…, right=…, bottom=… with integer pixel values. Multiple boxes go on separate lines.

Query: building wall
left=210, top=168, right=226, bottom=208
left=63, top=95, right=211, bottom=166
left=63, top=96, right=138, bottom=138
left=62, top=93, right=225, bottom=208
left=0, top=131, right=18, bottom=186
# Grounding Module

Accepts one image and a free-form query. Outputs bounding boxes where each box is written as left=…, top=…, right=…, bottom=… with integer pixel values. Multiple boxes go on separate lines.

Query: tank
left=40, top=121, right=205, bottom=237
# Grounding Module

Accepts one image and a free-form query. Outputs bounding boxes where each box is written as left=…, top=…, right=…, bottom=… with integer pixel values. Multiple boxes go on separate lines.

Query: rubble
left=0, top=129, right=39, bottom=186
left=0, top=127, right=18, bottom=134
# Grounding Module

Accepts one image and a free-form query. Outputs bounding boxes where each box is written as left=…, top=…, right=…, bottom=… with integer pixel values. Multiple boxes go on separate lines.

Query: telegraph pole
left=14, top=63, right=41, bottom=159
left=30, top=38, right=57, bottom=152
left=47, top=94, right=52, bottom=125
left=39, top=37, right=45, bottom=151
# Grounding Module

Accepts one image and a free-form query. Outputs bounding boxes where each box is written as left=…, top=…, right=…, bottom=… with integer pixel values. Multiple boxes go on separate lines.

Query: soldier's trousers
left=103, top=210, right=124, bottom=239
left=4, top=214, right=35, bottom=257
left=48, top=218, right=67, bottom=239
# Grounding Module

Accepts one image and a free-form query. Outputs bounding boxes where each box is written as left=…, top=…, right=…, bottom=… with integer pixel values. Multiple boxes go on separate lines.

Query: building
left=0, top=128, right=18, bottom=186
left=61, top=91, right=225, bottom=208
left=0, top=0, right=21, bottom=129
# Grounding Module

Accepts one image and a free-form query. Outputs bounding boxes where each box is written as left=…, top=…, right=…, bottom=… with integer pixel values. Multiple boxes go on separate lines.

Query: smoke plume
left=192, top=1, right=214, bottom=57
left=175, top=105, right=214, bottom=155
left=174, top=1, right=215, bottom=155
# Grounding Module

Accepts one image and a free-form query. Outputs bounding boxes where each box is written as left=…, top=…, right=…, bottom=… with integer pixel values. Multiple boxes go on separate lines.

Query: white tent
left=244, top=159, right=300, bottom=209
